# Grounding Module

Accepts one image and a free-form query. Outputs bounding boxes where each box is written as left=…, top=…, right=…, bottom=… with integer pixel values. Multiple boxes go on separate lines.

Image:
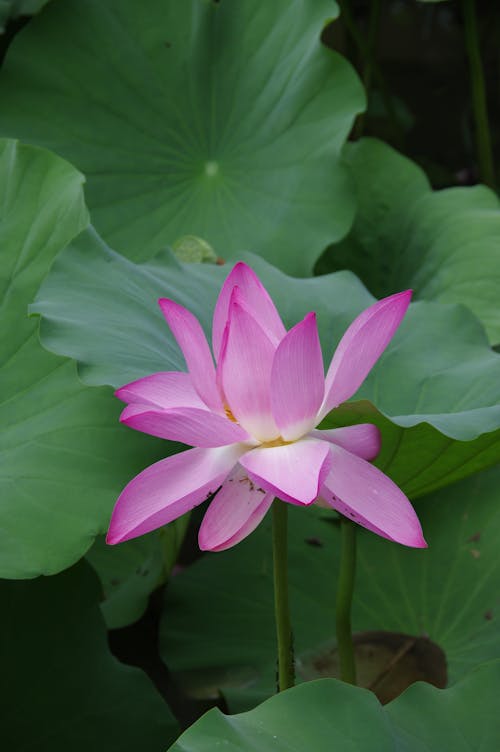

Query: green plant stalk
left=336, top=518, right=357, bottom=684
left=353, top=0, right=381, bottom=138
left=272, top=499, right=294, bottom=692
left=338, top=0, right=403, bottom=146
left=462, top=0, right=496, bottom=189
left=362, top=0, right=382, bottom=94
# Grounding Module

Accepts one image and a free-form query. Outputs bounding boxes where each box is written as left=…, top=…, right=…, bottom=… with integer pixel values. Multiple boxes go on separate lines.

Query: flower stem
left=272, top=499, right=294, bottom=692
left=462, top=0, right=496, bottom=189
left=336, top=518, right=357, bottom=684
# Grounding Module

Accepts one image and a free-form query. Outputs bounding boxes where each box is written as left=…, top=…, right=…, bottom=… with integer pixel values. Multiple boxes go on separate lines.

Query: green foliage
left=0, top=0, right=364, bottom=273
left=0, top=0, right=9, bottom=30
left=1, top=560, right=178, bottom=751
left=160, top=466, right=500, bottom=711
left=0, top=139, right=174, bottom=578
left=318, top=138, right=500, bottom=343
left=0, top=0, right=48, bottom=32
left=172, top=235, right=219, bottom=265
left=87, top=516, right=190, bottom=629
left=0, top=3, right=499, bottom=747
left=86, top=534, right=166, bottom=629
left=32, top=231, right=500, bottom=498
left=168, top=661, right=500, bottom=751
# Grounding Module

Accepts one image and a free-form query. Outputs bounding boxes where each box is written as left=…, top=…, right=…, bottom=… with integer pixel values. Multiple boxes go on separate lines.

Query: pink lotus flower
left=107, top=263, right=426, bottom=551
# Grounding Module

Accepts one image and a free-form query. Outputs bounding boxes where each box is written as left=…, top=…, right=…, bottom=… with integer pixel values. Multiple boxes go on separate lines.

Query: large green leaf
left=87, top=515, right=190, bottom=629
left=86, top=533, right=166, bottom=629
left=167, top=661, right=500, bottom=751
left=1, top=560, right=179, bottom=750
left=317, top=138, right=500, bottom=343
left=0, top=0, right=49, bottom=31
left=0, top=0, right=364, bottom=273
left=32, top=229, right=500, bottom=498
left=0, top=139, right=173, bottom=578
left=160, top=466, right=500, bottom=711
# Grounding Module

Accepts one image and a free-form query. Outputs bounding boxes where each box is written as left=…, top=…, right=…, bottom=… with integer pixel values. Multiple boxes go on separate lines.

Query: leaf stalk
left=462, top=0, right=496, bottom=189
left=336, top=517, right=357, bottom=684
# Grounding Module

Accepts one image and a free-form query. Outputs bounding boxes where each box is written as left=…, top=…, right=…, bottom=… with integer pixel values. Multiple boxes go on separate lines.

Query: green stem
left=362, top=0, right=382, bottom=93
left=336, top=518, right=357, bottom=684
left=352, top=0, right=381, bottom=139
left=338, top=0, right=403, bottom=146
left=462, top=0, right=496, bottom=188
left=272, top=500, right=294, bottom=692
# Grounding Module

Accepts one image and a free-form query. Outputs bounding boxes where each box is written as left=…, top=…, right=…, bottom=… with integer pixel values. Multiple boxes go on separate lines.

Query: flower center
left=260, top=436, right=293, bottom=448
left=223, top=404, right=292, bottom=447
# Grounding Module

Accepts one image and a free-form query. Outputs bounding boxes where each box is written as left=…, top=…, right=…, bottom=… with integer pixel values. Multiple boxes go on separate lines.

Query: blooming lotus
left=107, top=263, right=426, bottom=551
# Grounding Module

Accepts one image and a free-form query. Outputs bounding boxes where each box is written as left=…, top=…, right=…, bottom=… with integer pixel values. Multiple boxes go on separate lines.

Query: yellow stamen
left=223, top=404, right=293, bottom=447
left=260, top=436, right=293, bottom=448
left=224, top=405, right=237, bottom=423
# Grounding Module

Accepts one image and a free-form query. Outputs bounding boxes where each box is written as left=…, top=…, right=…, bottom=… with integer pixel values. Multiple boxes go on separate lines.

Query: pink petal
left=212, top=262, right=286, bottom=361
left=310, top=424, right=381, bottom=461
left=120, top=404, right=251, bottom=447
left=115, top=371, right=206, bottom=410
left=198, top=465, right=274, bottom=551
left=219, top=293, right=280, bottom=441
left=320, top=291, right=412, bottom=419
left=240, top=438, right=332, bottom=505
left=321, top=444, right=427, bottom=548
left=271, top=312, right=324, bottom=441
left=159, top=299, right=223, bottom=413
left=107, top=445, right=243, bottom=544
